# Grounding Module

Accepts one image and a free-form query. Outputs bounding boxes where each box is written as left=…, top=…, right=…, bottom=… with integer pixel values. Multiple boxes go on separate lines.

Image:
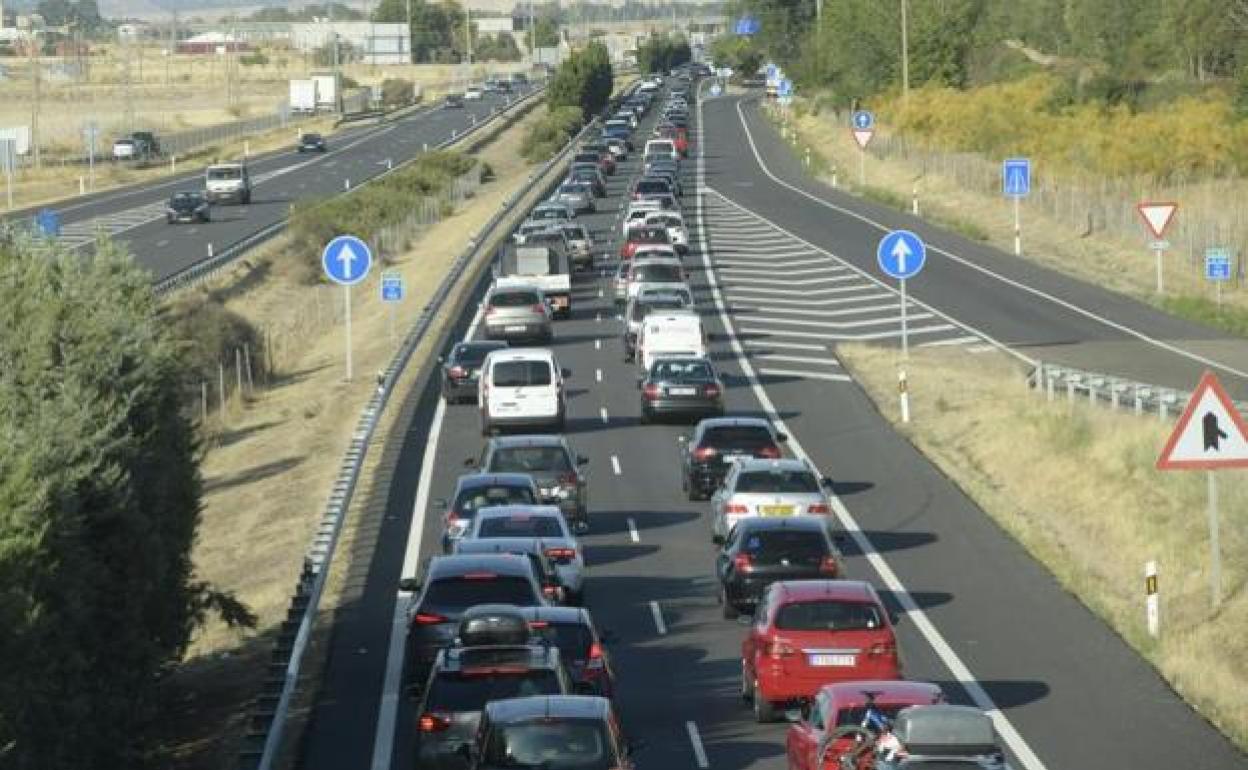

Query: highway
left=17, top=89, right=533, bottom=284
left=293, top=80, right=1247, bottom=770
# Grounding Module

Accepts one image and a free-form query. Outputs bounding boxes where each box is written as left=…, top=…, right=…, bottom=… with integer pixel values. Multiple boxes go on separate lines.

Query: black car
left=453, top=537, right=569, bottom=605
left=712, top=516, right=840, bottom=619
left=639, top=356, right=724, bottom=423
left=520, top=606, right=617, bottom=699
left=297, top=132, right=327, bottom=152
left=462, top=696, right=638, bottom=770
left=679, top=417, right=788, bottom=500
left=441, top=340, right=508, bottom=403
left=469, top=435, right=589, bottom=531
left=401, top=554, right=550, bottom=687
left=165, top=191, right=210, bottom=224
left=437, top=472, right=541, bottom=553
left=415, top=605, right=573, bottom=770
left=631, top=177, right=675, bottom=201
left=445, top=93, right=465, bottom=108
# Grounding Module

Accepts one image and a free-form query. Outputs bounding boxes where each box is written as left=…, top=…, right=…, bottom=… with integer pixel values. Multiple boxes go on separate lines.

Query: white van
left=644, top=139, right=679, bottom=163
left=635, top=310, right=706, bottom=373
left=479, top=348, right=568, bottom=435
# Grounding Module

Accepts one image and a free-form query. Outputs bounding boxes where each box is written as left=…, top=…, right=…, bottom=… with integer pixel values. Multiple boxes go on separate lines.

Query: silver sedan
left=710, top=458, right=836, bottom=540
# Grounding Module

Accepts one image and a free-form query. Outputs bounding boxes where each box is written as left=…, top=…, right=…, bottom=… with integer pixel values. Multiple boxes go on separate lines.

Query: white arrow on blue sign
left=1003, top=157, right=1031, bottom=198
left=322, top=234, right=373, bottom=286
left=877, top=230, right=927, bottom=280
left=853, top=110, right=874, bottom=131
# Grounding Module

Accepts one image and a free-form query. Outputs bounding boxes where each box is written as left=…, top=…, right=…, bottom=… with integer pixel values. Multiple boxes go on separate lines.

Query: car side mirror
left=891, top=613, right=901, bottom=626
left=776, top=432, right=789, bottom=443
left=576, top=455, right=589, bottom=466
left=398, top=577, right=422, bottom=593
left=711, top=534, right=725, bottom=545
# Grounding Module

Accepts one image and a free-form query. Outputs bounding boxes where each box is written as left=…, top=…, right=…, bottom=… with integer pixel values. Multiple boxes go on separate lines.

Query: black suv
left=440, top=340, right=508, bottom=404
left=461, top=696, right=638, bottom=770
left=712, top=515, right=840, bottom=618
left=166, top=191, right=210, bottom=224
left=402, top=554, right=550, bottom=686
left=415, top=605, right=573, bottom=770
left=679, top=417, right=787, bottom=500
left=297, top=132, right=327, bottom=152
left=469, top=435, right=589, bottom=532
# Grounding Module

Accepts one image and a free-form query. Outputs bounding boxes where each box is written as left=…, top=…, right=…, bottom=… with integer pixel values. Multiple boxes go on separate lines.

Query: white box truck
left=311, top=73, right=339, bottom=111
left=498, top=245, right=572, bottom=319
left=290, top=79, right=318, bottom=114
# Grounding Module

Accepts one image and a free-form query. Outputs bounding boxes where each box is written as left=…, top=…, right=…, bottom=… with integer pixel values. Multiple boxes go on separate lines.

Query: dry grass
left=838, top=342, right=1248, bottom=752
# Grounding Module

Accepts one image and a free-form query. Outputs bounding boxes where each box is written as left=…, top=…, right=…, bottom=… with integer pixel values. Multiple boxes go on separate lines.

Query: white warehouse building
left=290, top=21, right=411, bottom=65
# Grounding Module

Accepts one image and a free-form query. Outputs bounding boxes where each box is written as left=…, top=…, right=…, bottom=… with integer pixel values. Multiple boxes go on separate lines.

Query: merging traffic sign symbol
left=1137, top=201, right=1179, bottom=240
left=877, top=230, right=927, bottom=280
left=322, top=234, right=373, bottom=286
left=1157, top=372, right=1248, bottom=470
left=1002, top=158, right=1031, bottom=198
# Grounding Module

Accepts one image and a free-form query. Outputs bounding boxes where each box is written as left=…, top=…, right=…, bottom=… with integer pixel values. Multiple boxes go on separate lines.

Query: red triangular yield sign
left=1156, top=371, right=1248, bottom=470
left=1137, top=202, right=1178, bottom=239
left=852, top=128, right=874, bottom=149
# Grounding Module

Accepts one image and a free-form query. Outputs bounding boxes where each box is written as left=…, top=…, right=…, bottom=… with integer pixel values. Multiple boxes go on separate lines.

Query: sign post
left=1145, top=561, right=1159, bottom=637
left=0, top=138, right=15, bottom=210
left=1137, top=202, right=1179, bottom=295
left=83, top=122, right=99, bottom=193
left=851, top=110, right=874, bottom=185
left=1204, top=247, right=1231, bottom=308
left=1156, top=371, right=1248, bottom=608
left=322, top=235, right=374, bottom=381
left=380, top=270, right=404, bottom=344
left=1002, top=158, right=1030, bottom=256
left=877, top=230, right=927, bottom=424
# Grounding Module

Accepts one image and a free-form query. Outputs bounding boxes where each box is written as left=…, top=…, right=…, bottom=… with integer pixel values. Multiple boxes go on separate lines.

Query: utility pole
left=29, top=30, right=40, bottom=168
left=405, top=0, right=412, bottom=63
left=900, top=0, right=910, bottom=108
left=466, top=1, right=472, bottom=65
left=330, top=1, right=342, bottom=112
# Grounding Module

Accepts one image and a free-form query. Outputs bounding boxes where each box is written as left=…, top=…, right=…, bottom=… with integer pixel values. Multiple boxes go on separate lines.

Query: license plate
left=505, top=325, right=526, bottom=332
left=669, top=386, right=696, bottom=396
left=761, top=505, right=794, bottom=516
left=810, top=654, right=856, bottom=667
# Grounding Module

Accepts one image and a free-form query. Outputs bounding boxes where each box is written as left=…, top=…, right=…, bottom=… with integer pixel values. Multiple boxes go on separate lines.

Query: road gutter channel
left=696, top=83, right=1049, bottom=770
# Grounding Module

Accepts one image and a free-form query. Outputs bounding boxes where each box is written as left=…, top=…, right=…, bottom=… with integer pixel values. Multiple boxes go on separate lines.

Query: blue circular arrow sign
left=853, top=110, right=875, bottom=131
left=877, top=230, right=926, bottom=280
left=322, top=234, right=373, bottom=286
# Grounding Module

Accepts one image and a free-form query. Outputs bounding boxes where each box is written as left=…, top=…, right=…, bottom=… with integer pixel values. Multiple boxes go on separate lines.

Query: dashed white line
left=685, top=721, right=709, bottom=769
left=610, top=455, right=621, bottom=475
left=757, top=367, right=852, bottom=383
left=594, top=339, right=601, bottom=350
left=599, top=407, right=609, bottom=424
left=627, top=517, right=640, bottom=543
left=156, top=239, right=169, bottom=247
left=596, top=311, right=602, bottom=323
left=595, top=368, right=603, bottom=382
left=649, top=600, right=667, bottom=635
left=743, top=339, right=827, bottom=351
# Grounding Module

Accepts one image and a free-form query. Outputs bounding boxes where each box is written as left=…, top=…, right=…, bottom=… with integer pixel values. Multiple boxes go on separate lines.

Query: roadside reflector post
left=898, top=368, right=910, bottom=424
left=344, top=178, right=350, bottom=191
left=1111, top=386, right=1121, bottom=411
left=79, top=176, right=85, bottom=195
left=1046, top=371, right=1055, bottom=402
left=207, top=242, right=214, bottom=258
left=832, top=166, right=839, bottom=188
left=804, top=147, right=810, bottom=168
left=1145, top=561, right=1159, bottom=637
left=912, top=182, right=919, bottom=216
left=1066, top=380, right=1075, bottom=404
left=423, top=142, right=428, bottom=152
left=244, top=140, right=250, bottom=158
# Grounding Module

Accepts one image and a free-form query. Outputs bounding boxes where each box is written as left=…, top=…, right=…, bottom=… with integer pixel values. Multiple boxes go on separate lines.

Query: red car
left=742, top=580, right=902, bottom=723
left=658, top=126, right=689, bottom=156
left=619, top=225, right=673, bottom=260
left=785, top=680, right=944, bottom=770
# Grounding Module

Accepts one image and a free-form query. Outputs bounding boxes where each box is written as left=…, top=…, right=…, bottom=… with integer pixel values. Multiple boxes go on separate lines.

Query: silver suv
left=483, top=283, right=553, bottom=343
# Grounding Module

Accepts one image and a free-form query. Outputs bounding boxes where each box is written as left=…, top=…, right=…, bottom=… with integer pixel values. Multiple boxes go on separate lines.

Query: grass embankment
left=838, top=343, right=1248, bottom=751
left=153, top=104, right=553, bottom=770
left=777, top=74, right=1248, bottom=338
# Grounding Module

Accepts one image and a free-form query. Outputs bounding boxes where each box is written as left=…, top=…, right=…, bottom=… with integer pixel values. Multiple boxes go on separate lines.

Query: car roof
left=734, top=515, right=828, bottom=534
left=484, top=695, right=611, bottom=722
left=475, top=505, right=566, bottom=520
left=732, top=457, right=809, bottom=473
left=485, top=348, right=556, bottom=364
left=455, top=472, right=536, bottom=490
left=487, top=434, right=567, bottom=449
left=427, top=553, right=536, bottom=579
left=774, top=579, right=878, bottom=603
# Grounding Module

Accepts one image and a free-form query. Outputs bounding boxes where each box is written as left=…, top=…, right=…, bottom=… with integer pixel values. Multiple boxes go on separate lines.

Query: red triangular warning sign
left=1137, top=202, right=1178, bottom=240
left=1157, top=371, right=1248, bottom=470
left=852, top=128, right=874, bottom=149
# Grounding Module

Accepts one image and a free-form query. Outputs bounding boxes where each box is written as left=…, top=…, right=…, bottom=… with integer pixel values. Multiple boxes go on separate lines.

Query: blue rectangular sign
left=381, top=274, right=404, bottom=302
left=1003, top=158, right=1031, bottom=198
left=1205, top=248, right=1232, bottom=282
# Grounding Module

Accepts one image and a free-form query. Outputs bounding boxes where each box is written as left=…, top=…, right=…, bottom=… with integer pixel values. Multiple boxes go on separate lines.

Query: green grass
left=1157, top=294, right=1248, bottom=337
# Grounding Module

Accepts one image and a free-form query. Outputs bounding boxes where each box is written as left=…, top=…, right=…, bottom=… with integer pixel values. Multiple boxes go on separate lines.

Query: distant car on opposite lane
left=297, top=132, right=327, bottom=152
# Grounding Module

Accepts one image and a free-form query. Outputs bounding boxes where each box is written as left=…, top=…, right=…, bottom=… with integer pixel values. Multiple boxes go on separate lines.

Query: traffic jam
left=399, top=67, right=1012, bottom=770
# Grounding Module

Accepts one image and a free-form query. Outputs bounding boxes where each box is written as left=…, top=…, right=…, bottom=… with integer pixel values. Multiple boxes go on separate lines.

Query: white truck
left=497, top=245, right=572, bottom=319
left=312, top=73, right=339, bottom=111
left=289, top=79, right=318, bottom=114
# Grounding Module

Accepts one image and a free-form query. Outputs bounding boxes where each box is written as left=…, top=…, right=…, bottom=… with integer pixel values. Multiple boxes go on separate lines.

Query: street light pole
left=900, top=0, right=910, bottom=108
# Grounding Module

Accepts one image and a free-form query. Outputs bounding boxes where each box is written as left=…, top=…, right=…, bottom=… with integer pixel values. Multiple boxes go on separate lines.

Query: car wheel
left=166, top=215, right=173, bottom=224
left=753, top=681, right=777, bottom=723
left=740, top=660, right=753, bottom=702
left=639, top=410, right=650, bottom=425
left=721, top=587, right=738, bottom=620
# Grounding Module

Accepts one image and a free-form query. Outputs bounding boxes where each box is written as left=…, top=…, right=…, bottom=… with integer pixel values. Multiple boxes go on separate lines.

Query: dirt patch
left=837, top=342, right=1248, bottom=751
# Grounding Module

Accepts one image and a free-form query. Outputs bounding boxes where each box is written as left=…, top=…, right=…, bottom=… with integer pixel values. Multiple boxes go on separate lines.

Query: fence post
left=201, top=381, right=208, bottom=423
left=245, top=343, right=255, bottom=393
left=1135, top=392, right=1144, bottom=416
left=235, top=348, right=243, bottom=401
left=218, top=362, right=226, bottom=421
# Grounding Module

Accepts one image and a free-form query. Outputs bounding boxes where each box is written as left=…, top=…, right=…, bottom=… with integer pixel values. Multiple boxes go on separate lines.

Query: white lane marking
left=732, top=302, right=911, bottom=319
left=919, top=335, right=982, bottom=348
left=742, top=339, right=826, bottom=351
left=599, top=407, right=609, bottom=424
left=649, top=600, right=667, bottom=635
left=740, top=324, right=955, bottom=341
left=716, top=257, right=829, bottom=268
left=744, top=313, right=933, bottom=329
left=596, top=311, right=602, bottom=323
left=686, top=721, right=710, bottom=769
left=371, top=307, right=483, bottom=770
left=594, top=339, right=602, bottom=350
left=701, top=87, right=1049, bottom=770
left=595, top=368, right=603, bottom=382
left=731, top=98, right=1248, bottom=381
left=721, top=274, right=860, bottom=287
left=757, top=367, right=852, bottom=383
left=627, top=517, right=640, bottom=543
left=757, top=353, right=842, bottom=366
left=969, top=344, right=998, bottom=353
left=719, top=265, right=846, bottom=277
left=610, top=455, right=621, bottom=475
left=598, top=288, right=604, bottom=298
left=729, top=291, right=894, bottom=307
left=725, top=284, right=885, bottom=297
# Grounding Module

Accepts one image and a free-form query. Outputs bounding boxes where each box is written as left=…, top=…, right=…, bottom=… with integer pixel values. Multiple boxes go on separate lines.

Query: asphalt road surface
left=295, top=80, right=1247, bottom=770
left=15, top=89, right=533, bottom=284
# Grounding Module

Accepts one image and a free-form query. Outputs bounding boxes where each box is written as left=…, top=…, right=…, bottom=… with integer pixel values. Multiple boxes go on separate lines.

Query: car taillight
left=757, top=445, right=782, bottom=459
left=448, top=366, right=467, bottom=379
left=725, top=504, right=749, bottom=515
left=703, top=383, right=721, bottom=398
left=807, top=504, right=830, bottom=514
left=532, top=304, right=546, bottom=314
left=585, top=641, right=606, bottom=670
left=766, top=639, right=796, bottom=659
left=818, top=555, right=839, bottom=575
left=543, top=585, right=560, bottom=599
left=868, top=641, right=897, bottom=658
left=558, top=472, right=578, bottom=486
left=463, top=572, right=497, bottom=580
left=413, top=612, right=447, bottom=625
left=419, top=713, right=452, bottom=732
left=642, top=383, right=660, bottom=401
left=692, top=446, right=716, bottom=461
left=545, top=547, right=576, bottom=561
left=732, top=553, right=754, bottom=572
left=528, top=620, right=550, bottom=628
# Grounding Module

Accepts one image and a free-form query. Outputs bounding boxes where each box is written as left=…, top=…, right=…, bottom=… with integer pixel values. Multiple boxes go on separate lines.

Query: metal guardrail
left=1027, top=363, right=1246, bottom=420
left=152, top=86, right=546, bottom=297
left=233, top=86, right=614, bottom=770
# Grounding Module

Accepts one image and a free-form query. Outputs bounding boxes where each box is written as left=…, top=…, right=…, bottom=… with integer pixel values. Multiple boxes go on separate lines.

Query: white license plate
left=669, top=386, right=697, bottom=396
left=809, top=654, right=856, bottom=667
left=504, top=325, right=526, bottom=332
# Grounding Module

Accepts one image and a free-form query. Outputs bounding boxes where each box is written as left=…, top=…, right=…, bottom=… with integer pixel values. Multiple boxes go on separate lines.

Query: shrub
left=165, top=292, right=268, bottom=387
left=239, top=51, right=270, bottom=67
left=380, top=77, right=414, bottom=106
left=520, top=105, right=584, bottom=163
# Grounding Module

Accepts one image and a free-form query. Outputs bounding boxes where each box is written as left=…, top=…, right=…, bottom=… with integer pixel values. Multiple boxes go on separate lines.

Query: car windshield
left=534, top=208, right=566, bottom=220
left=651, top=360, right=713, bottom=381
left=739, top=530, right=826, bottom=565
left=632, top=299, right=686, bottom=321
left=422, top=576, right=538, bottom=612
left=303, top=134, right=321, bottom=141
left=483, top=719, right=612, bottom=770
left=734, top=470, right=820, bottom=494
left=491, top=291, right=541, bottom=308
left=455, top=485, right=536, bottom=514
left=490, top=447, right=572, bottom=474
left=774, top=600, right=883, bottom=631
left=207, top=167, right=242, bottom=180
left=529, top=622, right=594, bottom=661
left=172, top=193, right=201, bottom=203
left=426, top=670, right=561, bottom=712
left=492, top=362, right=553, bottom=387
left=702, top=426, right=774, bottom=451
left=478, top=515, right=565, bottom=538
left=632, top=264, right=682, bottom=283
left=636, top=180, right=670, bottom=194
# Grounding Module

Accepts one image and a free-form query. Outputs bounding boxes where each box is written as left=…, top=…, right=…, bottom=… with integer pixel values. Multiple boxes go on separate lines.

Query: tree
left=534, top=16, right=560, bottom=48
left=35, top=0, right=72, bottom=26
left=0, top=234, right=253, bottom=770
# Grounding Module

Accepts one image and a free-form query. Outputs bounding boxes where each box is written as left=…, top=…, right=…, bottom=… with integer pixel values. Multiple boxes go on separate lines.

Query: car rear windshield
left=632, top=264, right=682, bottom=283
left=484, top=719, right=612, bottom=770
left=651, top=360, right=713, bottom=381
left=478, top=515, right=565, bottom=538
left=427, top=670, right=562, bottom=712
left=774, top=600, right=883, bottom=631
left=702, top=426, right=774, bottom=451
left=422, top=576, right=538, bottom=612
left=631, top=299, right=686, bottom=321
left=491, top=291, right=541, bottom=309
left=834, top=704, right=913, bottom=728
left=455, top=485, right=536, bottom=514
left=635, top=180, right=670, bottom=194
left=529, top=622, right=594, bottom=661
left=492, top=361, right=553, bottom=387
left=630, top=227, right=669, bottom=243
left=490, top=447, right=571, bottom=474
left=734, top=470, right=820, bottom=494
left=533, top=208, right=566, bottom=220
left=739, top=530, right=827, bottom=564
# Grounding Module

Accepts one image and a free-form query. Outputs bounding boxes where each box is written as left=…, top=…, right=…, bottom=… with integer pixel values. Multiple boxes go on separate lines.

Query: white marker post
left=1145, top=561, right=1159, bottom=637
left=1003, top=158, right=1030, bottom=256
left=898, top=368, right=911, bottom=424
